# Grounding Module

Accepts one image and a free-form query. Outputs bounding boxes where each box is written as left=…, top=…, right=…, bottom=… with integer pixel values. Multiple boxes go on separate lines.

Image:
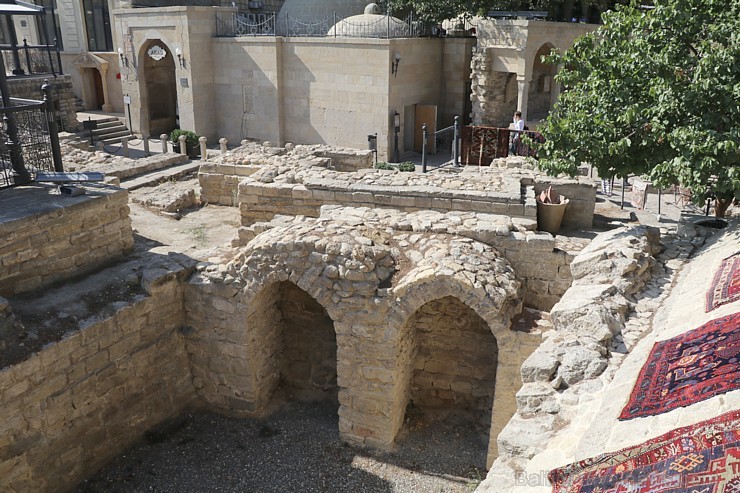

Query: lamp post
left=392, top=110, right=400, bottom=163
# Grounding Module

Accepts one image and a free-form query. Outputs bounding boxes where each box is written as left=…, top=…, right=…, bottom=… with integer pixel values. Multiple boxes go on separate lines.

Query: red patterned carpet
left=707, top=252, right=740, bottom=312
left=619, top=312, right=740, bottom=420
left=549, top=409, right=740, bottom=493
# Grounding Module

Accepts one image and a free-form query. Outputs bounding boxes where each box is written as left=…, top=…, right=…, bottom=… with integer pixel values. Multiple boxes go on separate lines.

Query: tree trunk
left=715, top=198, right=732, bottom=218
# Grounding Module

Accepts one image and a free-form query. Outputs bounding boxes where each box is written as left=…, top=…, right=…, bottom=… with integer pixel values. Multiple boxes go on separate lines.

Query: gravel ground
left=75, top=399, right=487, bottom=493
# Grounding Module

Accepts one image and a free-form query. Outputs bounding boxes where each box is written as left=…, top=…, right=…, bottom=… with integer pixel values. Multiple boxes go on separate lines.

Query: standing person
left=511, top=111, right=524, bottom=155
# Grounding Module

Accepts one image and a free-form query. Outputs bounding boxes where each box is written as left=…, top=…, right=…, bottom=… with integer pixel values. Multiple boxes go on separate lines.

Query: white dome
left=327, top=12, right=408, bottom=38
left=279, top=0, right=368, bottom=22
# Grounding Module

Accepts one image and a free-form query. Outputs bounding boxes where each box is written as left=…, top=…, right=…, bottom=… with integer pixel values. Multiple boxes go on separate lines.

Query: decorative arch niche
left=138, top=39, right=178, bottom=137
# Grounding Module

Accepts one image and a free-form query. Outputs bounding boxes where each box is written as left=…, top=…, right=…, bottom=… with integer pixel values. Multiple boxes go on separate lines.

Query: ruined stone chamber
left=185, top=206, right=541, bottom=467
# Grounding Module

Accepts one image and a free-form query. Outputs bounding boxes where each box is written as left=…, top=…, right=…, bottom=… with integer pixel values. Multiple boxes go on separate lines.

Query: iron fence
left=216, top=11, right=435, bottom=38
left=0, top=40, right=63, bottom=77
left=434, top=124, right=455, bottom=158
left=0, top=97, right=59, bottom=189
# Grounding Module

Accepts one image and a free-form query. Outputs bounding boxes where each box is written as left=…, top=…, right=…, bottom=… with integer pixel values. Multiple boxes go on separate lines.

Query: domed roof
left=327, top=5, right=408, bottom=38
left=278, top=0, right=368, bottom=22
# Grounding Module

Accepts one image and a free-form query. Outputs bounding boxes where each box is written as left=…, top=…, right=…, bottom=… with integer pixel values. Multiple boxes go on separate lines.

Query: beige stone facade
left=109, top=6, right=473, bottom=160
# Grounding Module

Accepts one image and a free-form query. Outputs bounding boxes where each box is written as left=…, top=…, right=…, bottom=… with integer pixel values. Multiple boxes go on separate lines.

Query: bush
left=170, top=129, right=200, bottom=156
left=374, top=162, right=416, bottom=172
left=374, top=162, right=394, bottom=170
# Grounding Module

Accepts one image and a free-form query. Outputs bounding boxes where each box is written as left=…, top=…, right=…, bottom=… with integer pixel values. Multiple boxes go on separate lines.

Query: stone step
left=120, top=161, right=201, bottom=191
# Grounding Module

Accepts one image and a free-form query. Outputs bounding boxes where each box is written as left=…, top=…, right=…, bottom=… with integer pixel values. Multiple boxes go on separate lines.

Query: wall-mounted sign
left=147, top=45, right=167, bottom=61
left=180, top=78, right=189, bottom=88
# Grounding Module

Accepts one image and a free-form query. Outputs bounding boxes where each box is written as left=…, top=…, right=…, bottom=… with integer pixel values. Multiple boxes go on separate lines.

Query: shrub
left=374, top=162, right=394, bottom=170
left=398, top=162, right=416, bottom=172
left=170, top=129, right=200, bottom=156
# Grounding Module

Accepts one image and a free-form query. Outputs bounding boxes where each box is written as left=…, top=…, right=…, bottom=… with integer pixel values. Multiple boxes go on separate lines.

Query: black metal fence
left=216, top=11, right=435, bottom=38
left=0, top=40, right=63, bottom=77
left=0, top=95, right=61, bottom=189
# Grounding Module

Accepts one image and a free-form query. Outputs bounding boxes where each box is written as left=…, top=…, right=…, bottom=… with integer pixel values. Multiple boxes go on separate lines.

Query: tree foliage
left=535, top=0, right=739, bottom=214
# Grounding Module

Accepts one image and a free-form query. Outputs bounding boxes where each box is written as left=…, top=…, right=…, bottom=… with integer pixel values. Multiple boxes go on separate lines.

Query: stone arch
left=138, top=39, right=178, bottom=137
left=528, top=42, right=558, bottom=122
left=387, top=266, right=521, bottom=468
left=245, top=280, right=339, bottom=406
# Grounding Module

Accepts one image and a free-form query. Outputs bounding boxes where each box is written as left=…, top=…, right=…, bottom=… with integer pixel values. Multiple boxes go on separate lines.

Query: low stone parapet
left=0, top=255, right=196, bottom=492
left=0, top=184, right=134, bottom=297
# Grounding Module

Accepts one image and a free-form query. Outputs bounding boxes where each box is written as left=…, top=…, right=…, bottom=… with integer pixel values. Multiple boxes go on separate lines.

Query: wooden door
left=413, top=104, right=437, bottom=153
left=93, top=70, right=105, bottom=109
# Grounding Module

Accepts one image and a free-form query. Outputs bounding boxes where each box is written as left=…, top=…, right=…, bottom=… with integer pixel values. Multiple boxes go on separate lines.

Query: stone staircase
left=76, top=116, right=133, bottom=146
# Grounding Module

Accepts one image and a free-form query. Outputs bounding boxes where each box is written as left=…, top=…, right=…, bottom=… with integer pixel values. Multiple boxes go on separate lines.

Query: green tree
left=535, top=0, right=739, bottom=216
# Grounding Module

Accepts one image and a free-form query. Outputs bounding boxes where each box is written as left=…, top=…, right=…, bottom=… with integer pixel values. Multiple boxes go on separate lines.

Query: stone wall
left=279, top=282, right=338, bottom=397
left=0, top=261, right=196, bottom=492
left=408, top=296, right=497, bottom=426
left=185, top=206, right=535, bottom=468
left=481, top=225, right=663, bottom=491
left=7, top=75, right=78, bottom=132
left=0, top=185, right=134, bottom=297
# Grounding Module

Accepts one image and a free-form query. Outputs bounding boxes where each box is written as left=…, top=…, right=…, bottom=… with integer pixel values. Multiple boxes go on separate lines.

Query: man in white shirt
left=511, top=111, right=524, bottom=154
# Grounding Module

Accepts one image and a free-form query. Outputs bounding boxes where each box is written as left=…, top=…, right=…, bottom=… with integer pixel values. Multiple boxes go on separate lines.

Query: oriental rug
left=549, top=409, right=740, bottom=493
left=460, top=126, right=509, bottom=165
left=619, top=312, right=740, bottom=420
left=706, top=252, right=740, bottom=312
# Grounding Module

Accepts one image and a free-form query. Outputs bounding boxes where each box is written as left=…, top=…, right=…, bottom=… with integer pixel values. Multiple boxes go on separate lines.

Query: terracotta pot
left=536, top=196, right=569, bottom=234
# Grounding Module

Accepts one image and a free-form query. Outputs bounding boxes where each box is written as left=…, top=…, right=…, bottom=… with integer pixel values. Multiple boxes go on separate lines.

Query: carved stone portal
left=72, top=51, right=113, bottom=112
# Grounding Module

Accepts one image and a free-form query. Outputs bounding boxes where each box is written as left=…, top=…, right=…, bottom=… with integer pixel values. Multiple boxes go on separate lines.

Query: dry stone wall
left=237, top=206, right=587, bottom=311
left=0, top=256, right=196, bottom=493
left=185, top=206, right=539, bottom=467
left=0, top=185, right=134, bottom=297
left=197, top=142, right=597, bottom=232
left=480, top=225, right=668, bottom=491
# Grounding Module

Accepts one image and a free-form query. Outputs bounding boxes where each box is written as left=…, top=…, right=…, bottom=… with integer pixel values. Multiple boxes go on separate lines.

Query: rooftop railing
left=216, top=11, right=437, bottom=38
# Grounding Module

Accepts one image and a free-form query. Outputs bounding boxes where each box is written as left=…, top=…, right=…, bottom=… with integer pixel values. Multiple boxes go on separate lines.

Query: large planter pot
left=537, top=196, right=569, bottom=234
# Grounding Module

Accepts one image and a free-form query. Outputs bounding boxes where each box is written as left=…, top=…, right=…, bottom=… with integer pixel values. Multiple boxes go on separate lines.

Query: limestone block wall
left=7, top=75, right=78, bottom=132
left=408, top=296, right=497, bottom=425
left=0, top=268, right=196, bottom=492
left=236, top=167, right=532, bottom=227
left=278, top=282, right=338, bottom=395
left=0, top=185, right=134, bottom=297
left=199, top=163, right=262, bottom=206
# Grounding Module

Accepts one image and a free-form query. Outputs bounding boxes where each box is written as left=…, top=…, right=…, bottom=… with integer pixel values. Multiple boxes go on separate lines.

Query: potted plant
left=536, top=186, right=569, bottom=234
left=170, top=129, right=200, bottom=158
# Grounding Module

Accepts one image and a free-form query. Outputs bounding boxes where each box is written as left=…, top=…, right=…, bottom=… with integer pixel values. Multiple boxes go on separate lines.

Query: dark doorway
left=141, top=40, right=177, bottom=136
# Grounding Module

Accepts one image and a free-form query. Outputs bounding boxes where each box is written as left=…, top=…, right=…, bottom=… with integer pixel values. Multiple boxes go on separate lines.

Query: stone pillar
left=143, top=134, right=150, bottom=156
left=161, top=134, right=169, bottom=154
left=517, top=77, right=530, bottom=124
left=100, top=66, right=113, bottom=113
left=219, top=137, right=228, bottom=154
left=199, top=136, right=207, bottom=160
left=179, top=135, right=188, bottom=156
left=121, top=137, right=129, bottom=158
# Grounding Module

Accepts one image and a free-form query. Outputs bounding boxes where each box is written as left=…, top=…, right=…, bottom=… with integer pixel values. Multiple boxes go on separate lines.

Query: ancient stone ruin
left=0, top=139, right=736, bottom=492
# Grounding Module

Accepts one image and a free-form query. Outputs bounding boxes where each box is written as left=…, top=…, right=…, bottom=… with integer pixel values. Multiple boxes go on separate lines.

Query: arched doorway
left=140, top=39, right=177, bottom=137
left=528, top=43, right=558, bottom=123
left=401, top=296, right=497, bottom=468
left=248, top=281, right=339, bottom=407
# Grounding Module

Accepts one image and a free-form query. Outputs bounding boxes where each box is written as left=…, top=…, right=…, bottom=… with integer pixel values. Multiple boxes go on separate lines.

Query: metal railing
left=0, top=39, right=63, bottom=77
left=434, top=124, right=455, bottom=158
left=461, top=126, right=544, bottom=165
left=216, top=11, right=435, bottom=38
left=0, top=90, right=63, bottom=189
